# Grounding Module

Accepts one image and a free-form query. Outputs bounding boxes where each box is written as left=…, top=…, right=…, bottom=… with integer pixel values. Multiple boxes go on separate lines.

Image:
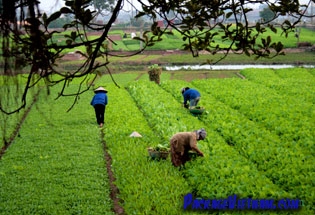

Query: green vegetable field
left=0, top=68, right=314, bottom=214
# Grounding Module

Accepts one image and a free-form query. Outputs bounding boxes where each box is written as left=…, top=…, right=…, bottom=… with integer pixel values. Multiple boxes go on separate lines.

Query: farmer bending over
left=181, top=87, right=201, bottom=109
left=170, top=128, right=206, bottom=167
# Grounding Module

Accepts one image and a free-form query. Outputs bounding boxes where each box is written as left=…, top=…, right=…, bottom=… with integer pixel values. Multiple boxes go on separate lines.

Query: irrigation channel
left=165, top=64, right=315, bottom=70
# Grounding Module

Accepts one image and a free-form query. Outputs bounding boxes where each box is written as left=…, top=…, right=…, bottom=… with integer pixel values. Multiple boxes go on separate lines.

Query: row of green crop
left=194, top=72, right=314, bottom=210
left=159, top=76, right=314, bottom=212
left=196, top=74, right=315, bottom=209
left=0, top=85, right=114, bottom=214
left=241, top=68, right=315, bottom=104
left=193, top=77, right=314, bottom=153
left=0, top=74, right=104, bottom=148
left=101, top=83, right=196, bottom=215
left=125, top=80, right=298, bottom=214
left=0, top=75, right=44, bottom=147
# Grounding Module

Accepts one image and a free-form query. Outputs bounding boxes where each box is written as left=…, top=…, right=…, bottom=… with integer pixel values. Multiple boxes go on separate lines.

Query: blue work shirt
left=90, top=92, right=108, bottom=106
left=183, top=89, right=200, bottom=104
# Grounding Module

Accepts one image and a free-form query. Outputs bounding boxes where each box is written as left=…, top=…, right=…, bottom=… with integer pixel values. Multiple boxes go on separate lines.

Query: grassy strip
left=0, top=85, right=114, bottom=214
left=157, top=52, right=315, bottom=65
left=168, top=70, right=239, bottom=80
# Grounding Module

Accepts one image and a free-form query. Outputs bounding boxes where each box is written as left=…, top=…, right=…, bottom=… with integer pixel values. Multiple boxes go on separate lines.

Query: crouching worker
left=181, top=87, right=201, bottom=109
left=170, top=128, right=206, bottom=167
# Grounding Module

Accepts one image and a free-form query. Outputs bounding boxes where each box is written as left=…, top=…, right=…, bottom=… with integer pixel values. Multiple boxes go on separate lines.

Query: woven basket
left=148, top=148, right=169, bottom=160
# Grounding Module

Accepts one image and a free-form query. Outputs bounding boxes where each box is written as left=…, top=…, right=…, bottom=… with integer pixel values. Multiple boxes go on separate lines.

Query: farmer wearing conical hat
left=170, top=128, right=206, bottom=167
left=181, top=87, right=201, bottom=109
left=90, top=87, right=108, bottom=128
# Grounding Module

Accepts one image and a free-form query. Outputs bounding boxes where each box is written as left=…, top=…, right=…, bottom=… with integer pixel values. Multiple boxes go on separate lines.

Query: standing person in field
left=90, top=87, right=108, bottom=128
left=170, top=128, right=206, bottom=167
left=181, top=87, right=201, bottom=109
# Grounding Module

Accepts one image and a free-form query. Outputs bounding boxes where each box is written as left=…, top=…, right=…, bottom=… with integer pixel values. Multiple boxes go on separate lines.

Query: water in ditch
left=165, top=64, right=315, bottom=71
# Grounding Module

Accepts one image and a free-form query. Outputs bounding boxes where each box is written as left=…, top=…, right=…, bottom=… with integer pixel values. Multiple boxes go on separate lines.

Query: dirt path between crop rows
left=100, top=130, right=125, bottom=215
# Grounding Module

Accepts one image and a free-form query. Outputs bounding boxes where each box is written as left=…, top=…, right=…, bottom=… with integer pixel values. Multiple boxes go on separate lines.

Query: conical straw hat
left=94, top=87, right=108, bottom=93
left=129, top=131, right=142, bottom=137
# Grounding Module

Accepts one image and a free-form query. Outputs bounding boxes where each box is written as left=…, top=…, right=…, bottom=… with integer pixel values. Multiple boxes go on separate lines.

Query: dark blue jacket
left=183, top=89, right=200, bottom=104
left=90, top=92, right=108, bottom=106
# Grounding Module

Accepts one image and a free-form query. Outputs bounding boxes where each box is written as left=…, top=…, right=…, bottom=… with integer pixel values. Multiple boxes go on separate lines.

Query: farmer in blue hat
left=181, top=87, right=201, bottom=109
left=90, top=87, right=108, bottom=128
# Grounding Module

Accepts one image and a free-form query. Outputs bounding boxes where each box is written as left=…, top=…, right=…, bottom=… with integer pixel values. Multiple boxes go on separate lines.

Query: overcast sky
left=38, top=0, right=139, bottom=14
left=38, top=0, right=63, bottom=13
left=38, top=0, right=313, bottom=14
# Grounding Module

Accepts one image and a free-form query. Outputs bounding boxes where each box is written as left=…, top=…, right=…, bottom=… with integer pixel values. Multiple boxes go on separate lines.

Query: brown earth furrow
left=0, top=89, right=41, bottom=160
left=100, top=130, right=125, bottom=215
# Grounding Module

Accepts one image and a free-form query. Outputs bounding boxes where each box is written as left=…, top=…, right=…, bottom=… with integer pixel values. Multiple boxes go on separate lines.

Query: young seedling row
left=0, top=68, right=314, bottom=214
